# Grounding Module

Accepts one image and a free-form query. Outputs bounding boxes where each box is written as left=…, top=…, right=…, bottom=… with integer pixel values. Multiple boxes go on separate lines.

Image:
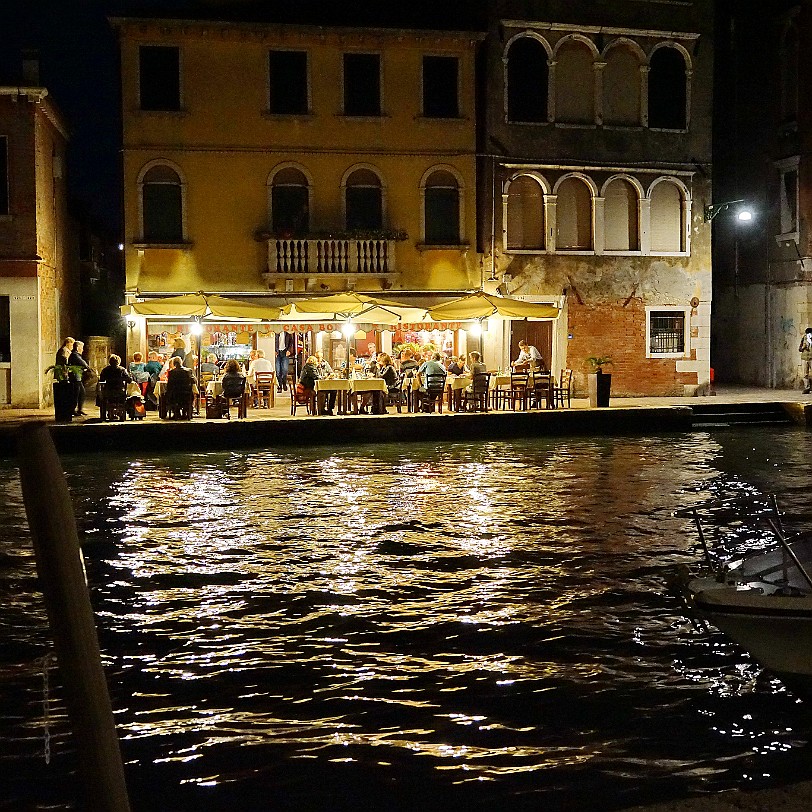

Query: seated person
left=99, top=354, right=133, bottom=399
left=246, top=349, right=273, bottom=379
left=220, top=359, right=247, bottom=399
left=468, top=351, right=487, bottom=376
left=417, top=352, right=446, bottom=392
left=377, top=352, right=400, bottom=404
left=297, top=356, right=319, bottom=408
left=447, top=355, right=467, bottom=376
left=398, top=349, right=419, bottom=377
left=145, top=351, right=164, bottom=379
left=165, top=356, right=195, bottom=404
left=128, top=352, right=150, bottom=384
left=315, top=350, right=333, bottom=378
left=200, top=353, right=220, bottom=376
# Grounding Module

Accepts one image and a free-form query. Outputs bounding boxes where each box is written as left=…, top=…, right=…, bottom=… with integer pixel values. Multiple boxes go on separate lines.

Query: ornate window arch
left=421, top=164, right=464, bottom=245
left=648, top=176, right=690, bottom=253
left=267, top=162, right=312, bottom=236
left=602, top=39, right=644, bottom=126
left=503, top=33, right=551, bottom=123
left=137, top=159, right=186, bottom=243
left=504, top=172, right=547, bottom=251
left=648, top=42, right=692, bottom=130
left=341, top=164, right=386, bottom=231
left=601, top=174, right=643, bottom=251
left=553, top=173, right=596, bottom=251
left=553, top=34, right=599, bottom=124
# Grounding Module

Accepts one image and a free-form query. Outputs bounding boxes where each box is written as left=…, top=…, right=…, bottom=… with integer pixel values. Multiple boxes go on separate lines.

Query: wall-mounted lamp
left=704, top=199, right=754, bottom=223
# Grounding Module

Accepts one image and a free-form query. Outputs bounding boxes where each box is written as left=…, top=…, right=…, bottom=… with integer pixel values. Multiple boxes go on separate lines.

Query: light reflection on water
left=2, top=431, right=812, bottom=810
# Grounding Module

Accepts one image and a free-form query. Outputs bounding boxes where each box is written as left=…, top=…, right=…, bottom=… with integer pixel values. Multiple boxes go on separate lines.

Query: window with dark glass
left=0, top=295, right=9, bottom=363
left=139, top=45, right=181, bottom=111
left=648, top=47, right=687, bottom=129
left=507, top=37, right=548, bottom=123
left=0, top=136, right=8, bottom=215
left=649, top=312, right=685, bottom=354
left=142, top=165, right=183, bottom=242
left=269, top=51, right=308, bottom=114
left=343, top=53, right=381, bottom=116
left=345, top=169, right=382, bottom=230
left=423, top=56, right=458, bottom=118
left=424, top=170, right=460, bottom=244
left=271, top=168, right=309, bottom=234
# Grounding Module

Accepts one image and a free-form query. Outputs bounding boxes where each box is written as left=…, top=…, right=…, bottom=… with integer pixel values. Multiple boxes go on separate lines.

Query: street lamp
left=189, top=320, right=203, bottom=389
left=704, top=199, right=754, bottom=223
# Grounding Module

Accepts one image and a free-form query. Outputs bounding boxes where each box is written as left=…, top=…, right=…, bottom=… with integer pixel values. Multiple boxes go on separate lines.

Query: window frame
left=420, top=165, right=464, bottom=247
left=136, top=160, right=187, bottom=246
left=268, top=164, right=312, bottom=236
left=504, top=173, right=546, bottom=253
left=268, top=49, right=311, bottom=116
left=647, top=177, right=690, bottom=256
left=342, top=52, right=383, bottom=118
left=137, top=44, right=183, bottom=112
left=342, top=165, right=385, bottom=232
left=775, top=155, right=800, bottom=244
left=646, top=307, right=689, bottom=358
left=647, top=43, right=690, bottom=132
left=504, top=33, right=551, bottom=125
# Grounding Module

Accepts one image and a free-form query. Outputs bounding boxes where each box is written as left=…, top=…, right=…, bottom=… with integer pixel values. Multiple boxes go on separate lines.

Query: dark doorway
left=509, top=320, right=553, bottom=369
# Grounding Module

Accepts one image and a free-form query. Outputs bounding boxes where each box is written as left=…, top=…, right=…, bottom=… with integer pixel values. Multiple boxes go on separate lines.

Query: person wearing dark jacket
left=68, top=340, right=91, bottom=415
left=99, top=354, right=132, bottom=398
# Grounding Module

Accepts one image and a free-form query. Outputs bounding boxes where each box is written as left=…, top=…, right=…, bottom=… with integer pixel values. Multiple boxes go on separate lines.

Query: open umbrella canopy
left=121, top=292, right=284, bottom=320
left=285, top=293, right=426, bottom=325
left=425, top=291, right=560, bottom=321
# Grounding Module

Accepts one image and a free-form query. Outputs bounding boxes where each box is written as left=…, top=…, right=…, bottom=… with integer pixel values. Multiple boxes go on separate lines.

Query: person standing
left=68, top=339, right=91, bottom=416
left=56, top=336, right=74, bottom=366
left=799, top=327, right=812, bottom=394
left=275, top=329, right=295, bottom=391
left=513, top=339, right=544, bottom=371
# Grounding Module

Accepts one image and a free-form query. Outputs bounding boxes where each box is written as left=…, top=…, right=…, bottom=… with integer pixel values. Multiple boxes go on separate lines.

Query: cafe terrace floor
left=1, top=384, right=811, bottom=456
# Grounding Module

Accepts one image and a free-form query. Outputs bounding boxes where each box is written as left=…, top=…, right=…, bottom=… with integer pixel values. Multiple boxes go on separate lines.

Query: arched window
left=603, top=178, right=639, bottom=251
left=424, top=169, right=460, bottom=244
left=271, top=167, right=309, bottom=235
left=603, top=45, right=641, bottom=126
left=648, top=46, right=687, bottom=130
left=780, top=23, right=799, bottom=123
left=556, top=177, right=592, bottom=250
left=345, top=168, right=382, bottom=231
left=506, top=37, right=548, bottom=123
left=506, top=175, right=544, bottom=251
left=649, top=180, right=685, bottom=253
left=141, top=164, right=183, bottom=243
left=555, top=40, right=594, bottom=124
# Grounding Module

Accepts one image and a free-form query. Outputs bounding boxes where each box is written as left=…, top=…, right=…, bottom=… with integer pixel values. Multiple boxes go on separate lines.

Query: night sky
left=0, top=0, right=486, bottom=239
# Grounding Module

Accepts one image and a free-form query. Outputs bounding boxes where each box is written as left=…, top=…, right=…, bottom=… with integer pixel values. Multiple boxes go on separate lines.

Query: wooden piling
left=17, top=422, right=131, bottom=812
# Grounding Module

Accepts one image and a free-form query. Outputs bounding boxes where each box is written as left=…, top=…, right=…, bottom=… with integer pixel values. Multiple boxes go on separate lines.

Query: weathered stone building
left=479, top=0, right=714, bottom=396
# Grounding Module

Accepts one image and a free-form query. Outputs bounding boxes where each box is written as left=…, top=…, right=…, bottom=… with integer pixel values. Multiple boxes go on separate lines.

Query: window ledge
left=505, top=247, right=546, bottom=254
left=648, top=126, right=689, bottom=134
left=132, top=241, right=193, bottom=250
left=554, top=122, right=597, bottom=129
left=135, top=108, right=189, bottom=117
left=416, top=243, right=470, bottom=252
left=262, top=110, right=314, bottom=120
left=414, top=115, right=467, bottom=123
left=775, top=232, right=800, bottom=246
left=603, top=250, right=643, bottom=256
left=0, top=214, right=12, bottom=222
left=602, top=124, right=645, bottom=131
left=555, top=249, right=594, bottom=255
left=505, top=118, right=549, bottom=126
left=649, top=251, right=689, bottom=257
left=647, top=352, right=688, bottom=360
left=336, top=113, right=389, bottom=121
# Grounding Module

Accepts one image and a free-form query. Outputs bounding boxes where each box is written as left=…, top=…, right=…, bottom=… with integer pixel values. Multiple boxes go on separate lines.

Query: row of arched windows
left=137, top=161, right=465, bottom=246
left=504, top=172, right=689, bottom=254
left=504, top=33, right=691, bottom=130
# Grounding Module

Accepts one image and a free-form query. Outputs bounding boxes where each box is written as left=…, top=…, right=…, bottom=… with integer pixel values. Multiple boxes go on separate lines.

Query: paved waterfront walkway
left=0, top=384, right=808, bottom=426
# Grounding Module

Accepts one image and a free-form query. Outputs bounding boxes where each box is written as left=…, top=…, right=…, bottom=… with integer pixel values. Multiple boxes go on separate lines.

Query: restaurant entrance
left=509, top=321, right=553, bottom=370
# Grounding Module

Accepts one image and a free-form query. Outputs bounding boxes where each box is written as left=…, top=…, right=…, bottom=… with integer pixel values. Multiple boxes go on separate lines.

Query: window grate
left=650, top=312, right=685, bottom=353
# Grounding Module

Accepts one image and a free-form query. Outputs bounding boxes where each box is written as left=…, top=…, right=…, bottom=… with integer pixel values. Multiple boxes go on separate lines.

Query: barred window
left=649, top=311, right=685, bottom=354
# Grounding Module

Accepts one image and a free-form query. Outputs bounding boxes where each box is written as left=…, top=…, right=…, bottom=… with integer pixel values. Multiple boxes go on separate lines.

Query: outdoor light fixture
left=468, top=322, right=483, bottom=338
left=704, top=199, right=754, bottom=222
left=341, top=321, right=356, bottom=339
left=189, top=321, right=203, bottom=336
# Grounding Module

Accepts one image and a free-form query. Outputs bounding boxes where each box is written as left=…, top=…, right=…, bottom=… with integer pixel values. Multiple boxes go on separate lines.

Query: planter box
left=588, top=372, right=611, bottom=408
left=53, top=381, right=74, bottom=422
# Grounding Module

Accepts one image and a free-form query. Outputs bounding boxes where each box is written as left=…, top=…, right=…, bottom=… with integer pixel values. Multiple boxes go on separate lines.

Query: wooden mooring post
left=17, top=423, right=131, bottom=812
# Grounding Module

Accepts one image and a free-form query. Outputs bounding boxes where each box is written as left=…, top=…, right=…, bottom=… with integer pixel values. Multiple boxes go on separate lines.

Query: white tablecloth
left=350, top=378, right=387, bottom=393
left=316, top=379, right=352, bottom=392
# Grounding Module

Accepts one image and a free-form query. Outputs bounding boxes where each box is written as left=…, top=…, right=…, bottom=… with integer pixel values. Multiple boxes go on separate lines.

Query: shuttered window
left=650, top=181, right=684, bottom=253
left=604, top=179, right=639, bottom=251
left=506, top=175, right=544, bottom=251
left=556, top=177, right=592, bottom=250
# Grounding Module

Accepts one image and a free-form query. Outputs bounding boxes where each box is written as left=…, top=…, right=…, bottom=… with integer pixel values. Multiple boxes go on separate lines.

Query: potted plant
left=585, top=356, right=613, bottom=407
left=46, top=364, right=83, bottom=422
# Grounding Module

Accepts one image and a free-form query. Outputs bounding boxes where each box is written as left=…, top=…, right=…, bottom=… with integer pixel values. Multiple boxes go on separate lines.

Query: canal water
left=2, top=428, right=812, bottom=811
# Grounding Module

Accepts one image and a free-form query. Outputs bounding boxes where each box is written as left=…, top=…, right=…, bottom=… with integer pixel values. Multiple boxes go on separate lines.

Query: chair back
left=222, top=375, right=247, bottom=400
left=510, top=372, right=529, bottom=388
left=424, top=372, right=446, bottom=394
left=471, top=372, right=490, bottom=394
left=560, top=368, right=573, bottom=390
left=255, top=371, right=274, bottom=389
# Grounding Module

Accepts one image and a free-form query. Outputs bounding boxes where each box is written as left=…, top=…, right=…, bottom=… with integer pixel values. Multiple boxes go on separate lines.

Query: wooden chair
left=291, top=383, right=315, bottom=415
left=552, top=368, right=574, bottom=408
left=506, top=372, right=530, bottom=411
left=461, top=372, right=490, bottom=412
left=165, top=389, right=195, bottom=420
left=254, top=371, right=275, bottom=409
left=418, top=372, right=447, bottom=413
left=220, top=376, right=248, bottom=419
left=529, top=373, right=552, bottom=409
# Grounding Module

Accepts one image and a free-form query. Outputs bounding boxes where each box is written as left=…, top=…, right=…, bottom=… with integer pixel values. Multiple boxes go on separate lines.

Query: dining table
left=349, top=376, right=388, bottom=414
left=490, top=372, right=553, bottom=409
left=446, top=374, right=472, bottom=412
left=314, top=378, right=351, bottom=415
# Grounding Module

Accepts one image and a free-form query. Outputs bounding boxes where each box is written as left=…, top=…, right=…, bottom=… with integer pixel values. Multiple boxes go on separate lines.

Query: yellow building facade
left=115, top=17, right=483, bottom=308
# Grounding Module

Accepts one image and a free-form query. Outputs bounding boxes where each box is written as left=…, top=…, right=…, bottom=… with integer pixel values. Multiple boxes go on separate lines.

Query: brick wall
left=567, top=299, right=698, bottom=397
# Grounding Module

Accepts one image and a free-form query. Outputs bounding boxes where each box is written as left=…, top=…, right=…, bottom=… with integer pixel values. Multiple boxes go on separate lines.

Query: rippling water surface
left=2, top=430, right=812, bottom=810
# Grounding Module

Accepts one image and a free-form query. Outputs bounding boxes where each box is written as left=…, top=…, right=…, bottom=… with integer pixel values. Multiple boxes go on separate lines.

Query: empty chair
left=529, top=373, right=552, bottom=409
left=255, top=371, right=275, bottom=409
left=461, top=372, right=491, bottom=412
left=552, top=368, right=574, bottom=408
